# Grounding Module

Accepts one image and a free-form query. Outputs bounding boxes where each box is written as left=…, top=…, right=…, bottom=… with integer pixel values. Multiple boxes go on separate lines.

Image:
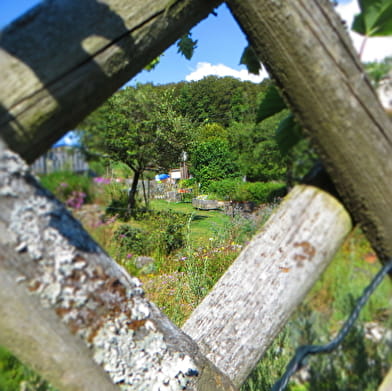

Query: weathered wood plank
left=183, top=185, right=352, bottom=386
left=378, top=367, right=392, bottom=391
left=227, top=0, right=392, bottom=264
left=0, top=140, right=236, bottom=391
left=0, top=0, right=222, bottom=163
left=0, top=247, right=118, bottom=391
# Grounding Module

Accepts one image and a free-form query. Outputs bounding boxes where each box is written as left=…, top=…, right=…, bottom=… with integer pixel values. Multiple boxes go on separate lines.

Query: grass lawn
left=149, top=199, right=232, bottom=246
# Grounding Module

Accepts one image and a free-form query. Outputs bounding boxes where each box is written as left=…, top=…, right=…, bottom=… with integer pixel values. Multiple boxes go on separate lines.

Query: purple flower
left=94, top=177, right=111, bottom=185
left=126, top=253, right=133, bottom=258
left=66, top=191, right=86, bottom=209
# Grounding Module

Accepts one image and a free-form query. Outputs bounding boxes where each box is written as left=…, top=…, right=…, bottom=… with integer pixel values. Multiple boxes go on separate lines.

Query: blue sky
left=2, top=0, right=391, bottom=87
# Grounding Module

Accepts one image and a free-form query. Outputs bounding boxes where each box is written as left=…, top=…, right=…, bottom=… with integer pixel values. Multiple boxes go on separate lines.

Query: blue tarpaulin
left=156, top=174, right=170, bottom=181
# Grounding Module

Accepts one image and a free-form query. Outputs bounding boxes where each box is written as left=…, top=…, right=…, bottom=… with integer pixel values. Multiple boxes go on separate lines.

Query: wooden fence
left=0, top=0, right=391, bottom=390
left=30, top=146, right=89, bottom=175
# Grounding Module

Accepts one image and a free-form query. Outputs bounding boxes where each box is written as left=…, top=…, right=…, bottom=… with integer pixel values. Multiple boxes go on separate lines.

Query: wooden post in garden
left=183, top=184, right=352, bottom=386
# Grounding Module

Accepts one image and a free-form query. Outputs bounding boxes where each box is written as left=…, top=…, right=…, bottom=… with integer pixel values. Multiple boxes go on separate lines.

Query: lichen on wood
left=183, top=185, right=352, bottom=386
left=0, top=141, right=236, bottom=390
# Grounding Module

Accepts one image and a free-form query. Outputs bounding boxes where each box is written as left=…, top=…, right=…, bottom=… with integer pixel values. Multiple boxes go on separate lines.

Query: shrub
left=150, top=210, right=190, bottom=255
left=113, top=210, right=190, bottom=260
left=241, top=182, right=286, bottom=203
left=39, top=171, right=94, bottom=205
left=190, top=139, right=240, bottom=189
left=207, top=180, right=286, bottom=203
left=207, top=179, right=242, bottom=200
left=178, top=178, right=197, bottom=188
left=114, top=225, right=147, bottom=256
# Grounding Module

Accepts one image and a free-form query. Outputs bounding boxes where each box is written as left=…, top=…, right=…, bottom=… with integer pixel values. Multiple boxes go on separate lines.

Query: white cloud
left=335, top=0, right=392, bottom=62
left=185, top=62, right=268, bottom=83
left=185, top=1, right=391, bottom=84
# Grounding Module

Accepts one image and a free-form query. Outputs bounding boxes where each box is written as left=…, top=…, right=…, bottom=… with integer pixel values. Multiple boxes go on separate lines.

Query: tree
left=190, top=138, right=239, bottom=189
left=173, top=76, right=267, bottom=127
left=81, top=84, right=192, bottom=211
left=228, top=120, right=287, bottom=182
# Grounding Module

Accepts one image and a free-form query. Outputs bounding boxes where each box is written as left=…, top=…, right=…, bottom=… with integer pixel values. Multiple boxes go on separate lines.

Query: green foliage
left=178, top=178, right=197, bottom=188
left=241, top=329, right=292, bottom=391
left=275, top=113, right=303, bottom=154
left=144, top=56, right=161, bottom=71
left=240, top=45, right=262, bottom=75
left=207, top=179, right=241, bottom=201
left=364, top=56, right=392, bottom=87
left=194, top=123, right=229, bottom=142
left=81, top=85, right=192, bottom=172
left=173, top=76, right=268, bottom=127
left=148, top=209, right=190, bottom=256
left=241, top=181, right=286, bottom=203
left=190, top=139, right=240, bottom=189
left=352, top=0, right=392, bottom=37
left=254, top=83, right=319, bottom=183
left=114, top=225, right=147, bottom=255
left=208, top=179, right=286, bottom=203
left=113, top=209, right=190, bottom=260
left=177, top=33, right=198, bottom=60
left=39, top=171, right=93, bottom=204
left=256, top=83, right=287, bottom=123
left=243, top=308, right=390, bottom=391
left=228, top=119, right=289, bottom=182
left=0, top=346, right=56, bottom=391
left=104, top=182, right=131, bottom=220
left=79, top=84, right=193, bottom=210
left=88, top=159, right=107, bottom=176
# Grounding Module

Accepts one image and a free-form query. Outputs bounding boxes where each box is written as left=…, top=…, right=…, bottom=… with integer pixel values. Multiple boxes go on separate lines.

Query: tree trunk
left=128, top=169, right=141, bottom=212
left=227, top=0, right=392, bottom=264
left=0, top=141, right=236, bottom=391
left=141, top=172, right=150, bottom=209
left=0, top=0, right=222, bottom=163
left=183, top=184, right=352, bottom=387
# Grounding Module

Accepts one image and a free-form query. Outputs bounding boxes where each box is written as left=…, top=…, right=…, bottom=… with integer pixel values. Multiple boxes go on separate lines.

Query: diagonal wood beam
left=0, top=0, right=222, bottom=163
left=227, top=0, right=392, bottom=265
left=0, top=140, right=236, bottom=390
left=183, top=184, right=352, bottom=386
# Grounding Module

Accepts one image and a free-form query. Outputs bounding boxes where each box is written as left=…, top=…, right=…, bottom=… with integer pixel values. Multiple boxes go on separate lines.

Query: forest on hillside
left=79, top=75, right=318, bottom=196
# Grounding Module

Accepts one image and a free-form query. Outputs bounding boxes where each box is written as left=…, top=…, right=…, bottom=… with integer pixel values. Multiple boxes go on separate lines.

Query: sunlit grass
left=150, top=199, right=232, bottom=246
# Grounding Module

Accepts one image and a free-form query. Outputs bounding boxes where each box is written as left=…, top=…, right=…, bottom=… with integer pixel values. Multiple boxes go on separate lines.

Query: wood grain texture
left=0, top=248, right=118, bottom=391
left=378, top=367, right=392, bottom=391
left=183, top=185, right=352, bottom=386
left=227, top=0, right=392, bottom=263
left=0, top=0, right=222, bottom=163
left=0, top=141, right=236, bottom=391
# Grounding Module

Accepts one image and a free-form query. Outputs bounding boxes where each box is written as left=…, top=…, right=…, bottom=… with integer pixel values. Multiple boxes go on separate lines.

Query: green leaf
left=256, top=84, right=287, bottom=123
left=352, top=0, right=392, bottom=37
left=177, top=33, right=198, bottom=60
left=275, top=113, right=302, bottom=154
left=144, top=56, right=161, bottom=71
left=240, top=45, right=262, bottom=75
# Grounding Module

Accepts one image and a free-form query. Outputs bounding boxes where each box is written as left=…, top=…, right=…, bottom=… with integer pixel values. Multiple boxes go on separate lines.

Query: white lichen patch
left=93, top=315, right=199, bottom=391
left=0, top=148, right=201, bottom=390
